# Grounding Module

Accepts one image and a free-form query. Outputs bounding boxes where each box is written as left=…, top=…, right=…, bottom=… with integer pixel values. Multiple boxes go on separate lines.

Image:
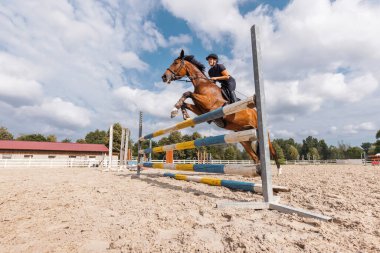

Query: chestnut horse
left=161, top=50, right=282, bottom=175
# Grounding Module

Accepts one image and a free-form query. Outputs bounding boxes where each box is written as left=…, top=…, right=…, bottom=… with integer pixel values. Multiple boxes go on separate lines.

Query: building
left=0, top=140, right=109, bottom=160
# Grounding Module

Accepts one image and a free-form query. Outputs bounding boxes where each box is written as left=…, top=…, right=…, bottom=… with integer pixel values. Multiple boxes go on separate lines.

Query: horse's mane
left=183, top=55, right=205, bottom=74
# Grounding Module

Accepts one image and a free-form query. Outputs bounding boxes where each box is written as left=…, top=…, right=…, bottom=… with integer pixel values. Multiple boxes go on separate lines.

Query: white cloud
left=0, top=73, right=43, bottom=106
left=0, top=0, right=187, bottom=139
left=343, top=122, right=377, bottom=134
left=162, top=0, right=380, bottom=145
left=18, top=98, right=91, bottom=129
left=113, top=83, right=188, bottom=118
left=118, top=52, right=149, bottom=70
left=273, top=129, right=296, bottom=139
left=328, top=126, right=338, bottom=134
left=300, top=129, right=319, bottom=136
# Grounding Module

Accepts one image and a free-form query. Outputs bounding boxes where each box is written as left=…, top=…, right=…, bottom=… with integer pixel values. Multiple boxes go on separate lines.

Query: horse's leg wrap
left=181, top=104, right=190, bottom=120
left=171, top=91, right=192, bottom=118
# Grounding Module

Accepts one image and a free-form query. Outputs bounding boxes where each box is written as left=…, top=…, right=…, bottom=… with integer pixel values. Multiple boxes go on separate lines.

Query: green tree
left=76, top=139, right=87, bottom=144
left=308, top=147, right=320, bottom=160
left=46, top=135, right=57, bottom=142
left=17, top=134, right=47, bottom=142
left=0, top=127, right=13, bottom=140
left=287, top=145, right=299, bottom=160
left=85, top=129, right=107, bottom=144
left=318, top=140, right=330, bottom=160
left=273, top=142, right=286, bottom=164
left=61, top=138, right=72, bottom=143
left=346, top=147, right=363, bottom=159
left=361, top=142, right=372, bottom=154
left=329, top=145, right=343, bottom=159
left=301, top=136, right=319, bottom=158
left=224, top=145, right=237, bottom=160
left=375, top=130, right=380, bottom=154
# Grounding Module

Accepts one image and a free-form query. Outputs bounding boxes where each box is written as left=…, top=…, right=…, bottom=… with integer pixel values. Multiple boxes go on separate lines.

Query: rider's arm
left=210, top=69, right=230, bottom=81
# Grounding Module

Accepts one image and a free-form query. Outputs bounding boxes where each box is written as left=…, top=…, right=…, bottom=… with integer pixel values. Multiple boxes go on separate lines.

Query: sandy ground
left=0, top=165, right=379, bottom=253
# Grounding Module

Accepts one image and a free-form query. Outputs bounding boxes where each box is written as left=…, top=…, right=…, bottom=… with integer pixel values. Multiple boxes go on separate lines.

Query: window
left=89, top=156, right=96, bottom=158
left=2, top=154, right=12, bottom=159
left=48, top=156, right=56, bottom=159
left=24, top=155, right=33, bottom=158
left=69, top=156, right=76, bottom=158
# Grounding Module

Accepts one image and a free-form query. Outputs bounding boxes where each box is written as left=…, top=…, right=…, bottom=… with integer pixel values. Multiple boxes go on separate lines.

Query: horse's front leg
left=171, top=91, right=192, bottom=118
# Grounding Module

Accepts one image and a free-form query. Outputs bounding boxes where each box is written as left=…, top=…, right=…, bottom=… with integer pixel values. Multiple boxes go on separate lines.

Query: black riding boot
left=229, top=90, right=238, bottom=103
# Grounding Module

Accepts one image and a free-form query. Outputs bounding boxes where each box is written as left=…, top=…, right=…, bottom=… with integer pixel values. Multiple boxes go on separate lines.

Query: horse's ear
left=179, top=49, right=184, bottom=59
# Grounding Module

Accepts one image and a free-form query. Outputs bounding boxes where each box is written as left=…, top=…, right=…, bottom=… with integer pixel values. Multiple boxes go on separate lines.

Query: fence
left=0, top=158, right=255, bottom=168
left=0, top=158, right=115, bottom=168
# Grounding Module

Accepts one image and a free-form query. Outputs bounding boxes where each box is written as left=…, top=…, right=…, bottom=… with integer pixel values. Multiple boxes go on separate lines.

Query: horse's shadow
left=116, top=172, right=261, bottom=202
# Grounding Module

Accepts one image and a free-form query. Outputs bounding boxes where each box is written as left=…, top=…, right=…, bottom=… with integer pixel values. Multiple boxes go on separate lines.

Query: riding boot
left=229, top=90, right=238, bottom=103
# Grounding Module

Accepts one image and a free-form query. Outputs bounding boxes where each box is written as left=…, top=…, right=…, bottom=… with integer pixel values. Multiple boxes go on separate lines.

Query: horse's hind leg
left=171, top=91, right=192, bottom=118
left=240, top=141, right=260, bottom=177
left=182, top=103, right=203, bottom=118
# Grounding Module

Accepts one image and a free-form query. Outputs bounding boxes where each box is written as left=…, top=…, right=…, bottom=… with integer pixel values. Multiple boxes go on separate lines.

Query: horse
left=161, top=49, right=282, bottom=176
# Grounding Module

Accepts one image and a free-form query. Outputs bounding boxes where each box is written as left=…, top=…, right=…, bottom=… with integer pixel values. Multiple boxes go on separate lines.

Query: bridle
left=166, top=58, right=211, bottom=83
left=166, top=58, right=186, bottom=82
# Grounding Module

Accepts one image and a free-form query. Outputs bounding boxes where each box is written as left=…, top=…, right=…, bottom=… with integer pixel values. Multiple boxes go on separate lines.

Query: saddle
left=208, top=88, right=241, bottom=128
left=221, top=87, right=240, bottom=105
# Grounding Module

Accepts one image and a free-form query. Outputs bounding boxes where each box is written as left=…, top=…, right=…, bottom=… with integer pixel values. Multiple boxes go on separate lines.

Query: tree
left=375, top=140, right=380, bottom=154
left=300, top=136, right=319, bottom=158
left=61, top=138, right=72, bottom=143
left=46, top=135, right=57, bottom=142
left=273, top=142, right=286, bottom=164
left=361, top=142, right=372, bottom=154
left=85, top=129, right=107, bottom=144
left=287, top=145, right=299, bottom=160
left=17, top=134, right=47, bottom=142
left=0, top=127, right=13, bottom=140
left=308, top=147, right=320, bottom=160
left=224, top=145, right=237, bottom=160
left=375, top=130, right=380, bottom=154
left=318, top=140, right=330, bottom=160
left=346, top=147, right=363, bottom=159
left=76, top=139, right=87, bottom=144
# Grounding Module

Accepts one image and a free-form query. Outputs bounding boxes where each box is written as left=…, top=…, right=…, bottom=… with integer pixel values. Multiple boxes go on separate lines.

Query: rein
left=167, top=59, right=210, bottom=83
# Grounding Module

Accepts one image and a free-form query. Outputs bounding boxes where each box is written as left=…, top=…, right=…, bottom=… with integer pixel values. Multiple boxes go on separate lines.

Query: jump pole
left=162, top=172, right=289, bottom=193
left=217, top=25, right=331, bottom=221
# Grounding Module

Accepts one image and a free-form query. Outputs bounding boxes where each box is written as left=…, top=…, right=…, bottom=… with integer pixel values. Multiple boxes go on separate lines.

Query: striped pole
left=162, top=173, right=290, bottom=193
left=139, top=129, right=257, bottom=154
left=142, top=163, right=258, bottom=177
left=139, top=96, right=255, bottom=141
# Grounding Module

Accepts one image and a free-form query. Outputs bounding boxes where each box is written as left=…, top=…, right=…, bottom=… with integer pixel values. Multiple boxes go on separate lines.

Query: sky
left=0, top=0, right=379, bottom=146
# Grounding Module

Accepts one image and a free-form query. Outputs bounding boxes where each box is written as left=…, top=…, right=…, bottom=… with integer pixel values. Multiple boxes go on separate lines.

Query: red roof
left=0, top=140, right=108, bottom=152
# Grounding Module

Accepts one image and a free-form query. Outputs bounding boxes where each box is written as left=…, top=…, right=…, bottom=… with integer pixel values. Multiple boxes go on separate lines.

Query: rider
left=206, top=53, right=238, bottom=103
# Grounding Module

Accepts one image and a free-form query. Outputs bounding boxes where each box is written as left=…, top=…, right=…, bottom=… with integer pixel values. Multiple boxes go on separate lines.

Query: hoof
left=171, top=108, right=179, bottom=118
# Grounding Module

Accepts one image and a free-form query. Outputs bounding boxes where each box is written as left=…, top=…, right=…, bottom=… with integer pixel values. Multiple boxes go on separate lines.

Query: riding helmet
left=206, top=53, right=218, bottom=61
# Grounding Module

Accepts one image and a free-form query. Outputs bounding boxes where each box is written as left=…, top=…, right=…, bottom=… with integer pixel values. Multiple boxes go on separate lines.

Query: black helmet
left=206, top=53, right=218, bottom=61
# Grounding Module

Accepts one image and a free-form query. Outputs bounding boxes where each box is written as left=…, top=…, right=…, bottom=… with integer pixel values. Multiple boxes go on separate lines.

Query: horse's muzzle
left=162, top=74, right=172, bottom=84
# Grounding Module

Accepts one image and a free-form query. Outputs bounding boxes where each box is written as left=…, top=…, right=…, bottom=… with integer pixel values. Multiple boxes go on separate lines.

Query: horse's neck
left=185, top=63, right=217, bottom=92
left=185, top=62, right=225, bottom=111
